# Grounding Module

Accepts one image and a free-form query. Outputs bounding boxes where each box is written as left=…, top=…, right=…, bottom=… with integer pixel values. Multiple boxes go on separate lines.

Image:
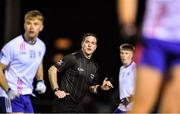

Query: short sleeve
left=54, top=54, right=75, bottom=72
left=0, top=43, right=13, bottom=65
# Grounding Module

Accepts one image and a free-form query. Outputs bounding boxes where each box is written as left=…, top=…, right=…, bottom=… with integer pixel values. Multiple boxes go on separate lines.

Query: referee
left=48, top=33, right=113, bottom=113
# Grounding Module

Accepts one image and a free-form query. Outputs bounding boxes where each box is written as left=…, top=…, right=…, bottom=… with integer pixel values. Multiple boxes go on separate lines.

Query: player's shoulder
left=71, top=50, right=80, bottom=56
left=64, top=50, right=84, bottom=62
left=68, top=50, right=81, bottom=59
left=63, top=52, right=76, bottom=61
left=131, top=61, right=136, bottom=67
left=3, top=35, right=23, bottom=48
left=120, top=66, right=124, bottom=70
left=36, top=38, right=46, bottom=46
left=8, top=34, right=23, bottom=43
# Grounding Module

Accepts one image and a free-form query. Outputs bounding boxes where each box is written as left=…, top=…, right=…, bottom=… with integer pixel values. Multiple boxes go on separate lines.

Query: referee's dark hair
left=119, top=43, right=135, bottom=52
left=82, top=33, right=98, bottom=43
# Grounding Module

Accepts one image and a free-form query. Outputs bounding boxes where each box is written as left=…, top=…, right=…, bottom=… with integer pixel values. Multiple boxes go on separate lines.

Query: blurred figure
left=118, top=0, right=180, bottom=113
left=113, top=43, right=136, bottom=113
left=0, top=10, right=46, bottom=113
left=48, top=33, right=113, bottom=113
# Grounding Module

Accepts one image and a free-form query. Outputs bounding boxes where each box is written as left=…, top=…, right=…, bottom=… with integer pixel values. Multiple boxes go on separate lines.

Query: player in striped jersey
left=113, top=43, right=136, bottom=113
left=0, top=10, right=46, bottom=113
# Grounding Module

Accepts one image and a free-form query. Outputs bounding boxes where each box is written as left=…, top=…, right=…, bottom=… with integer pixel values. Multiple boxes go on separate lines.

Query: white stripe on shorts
left=5, top=98, right=12, bottom=112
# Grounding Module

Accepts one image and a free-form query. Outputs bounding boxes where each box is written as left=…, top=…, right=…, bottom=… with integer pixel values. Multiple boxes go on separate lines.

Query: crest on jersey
left=19, top=42, right=26, bottom=54
left=90, top=73, right=95, bottom=79
left=20, top=42, right=26, bottom=50
left=57, top=60, right=64, bottom=66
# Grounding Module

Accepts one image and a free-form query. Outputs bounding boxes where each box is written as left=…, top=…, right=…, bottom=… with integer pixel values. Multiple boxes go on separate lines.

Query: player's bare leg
left=160, top=65, right=180, bottom=112
left=128, top=65, right=163, bottom=113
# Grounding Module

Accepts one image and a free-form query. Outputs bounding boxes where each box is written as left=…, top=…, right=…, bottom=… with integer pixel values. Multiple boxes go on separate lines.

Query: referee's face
left=81, top=36, right=97, bottom=57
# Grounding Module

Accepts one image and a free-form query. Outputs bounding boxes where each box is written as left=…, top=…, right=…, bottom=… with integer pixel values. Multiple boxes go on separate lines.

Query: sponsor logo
left=29, top=50, right=36, bottom=58
left=19, top=51, right=26, bottom=54
left=20, top=42, right=26, bottom=50
left=77, top=67, right=85, bottom=72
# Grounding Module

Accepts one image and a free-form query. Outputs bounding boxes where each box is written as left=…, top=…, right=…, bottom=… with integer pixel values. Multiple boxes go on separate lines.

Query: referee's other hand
left=101, top=77, right=114, bottom=90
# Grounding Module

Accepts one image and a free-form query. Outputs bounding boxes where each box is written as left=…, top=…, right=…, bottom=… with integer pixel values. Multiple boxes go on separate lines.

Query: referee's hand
left=101, top=77, right=114, bottom=91
left=55, top=90, right=69, bottom=99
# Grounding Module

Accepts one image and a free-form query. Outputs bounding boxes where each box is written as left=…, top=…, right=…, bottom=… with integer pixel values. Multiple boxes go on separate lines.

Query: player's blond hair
left=24, top=10, right=44, bottom=22
left=119, top=43, right=135, bottom=52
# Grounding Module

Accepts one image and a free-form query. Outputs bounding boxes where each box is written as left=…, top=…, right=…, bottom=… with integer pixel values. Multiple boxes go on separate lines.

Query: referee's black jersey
left=54, top=50, right=99, bottom=103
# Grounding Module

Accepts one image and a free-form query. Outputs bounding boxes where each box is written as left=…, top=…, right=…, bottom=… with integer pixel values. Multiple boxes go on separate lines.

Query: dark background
left=0, top=0, right=145, bottom=112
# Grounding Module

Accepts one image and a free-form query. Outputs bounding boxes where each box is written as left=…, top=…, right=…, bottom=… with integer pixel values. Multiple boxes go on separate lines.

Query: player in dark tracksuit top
left=48, top=33, right=113, bottom=113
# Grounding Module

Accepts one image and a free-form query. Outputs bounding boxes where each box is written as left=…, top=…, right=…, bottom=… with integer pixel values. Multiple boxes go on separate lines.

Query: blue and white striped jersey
left=0, top=35, right=46, bottom=97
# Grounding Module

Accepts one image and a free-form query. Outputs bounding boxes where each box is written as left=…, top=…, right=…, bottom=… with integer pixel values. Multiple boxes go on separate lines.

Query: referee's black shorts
left=52, top=96, right=84, bottom=113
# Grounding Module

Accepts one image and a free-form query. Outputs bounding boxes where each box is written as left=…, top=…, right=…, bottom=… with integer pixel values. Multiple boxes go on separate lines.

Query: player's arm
left=35, top=62, right=46, bottom=94
left=0, top=63, right=20, bottom=99
left=118, top=0, right=138, bottom=38
left=0, top=43, right=20, bottom=99
left=117, top=0, right=138, bottom=26
left=36, top=62, right=44, bottom=81
left=0, top=63, right=9, bottom=92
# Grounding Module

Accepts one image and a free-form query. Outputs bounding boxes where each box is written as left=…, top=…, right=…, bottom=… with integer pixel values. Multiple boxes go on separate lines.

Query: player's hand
left=6, top=88, right=19, bottom=100
left=54, top=89, right=69, bottom=99
left=35, top=80, right=46, bottom=94
left=120, top=23, right=138, bottom=45
left=120, top=23, right=137, bottom=38
left=101, top=77, right=114, bottom=90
